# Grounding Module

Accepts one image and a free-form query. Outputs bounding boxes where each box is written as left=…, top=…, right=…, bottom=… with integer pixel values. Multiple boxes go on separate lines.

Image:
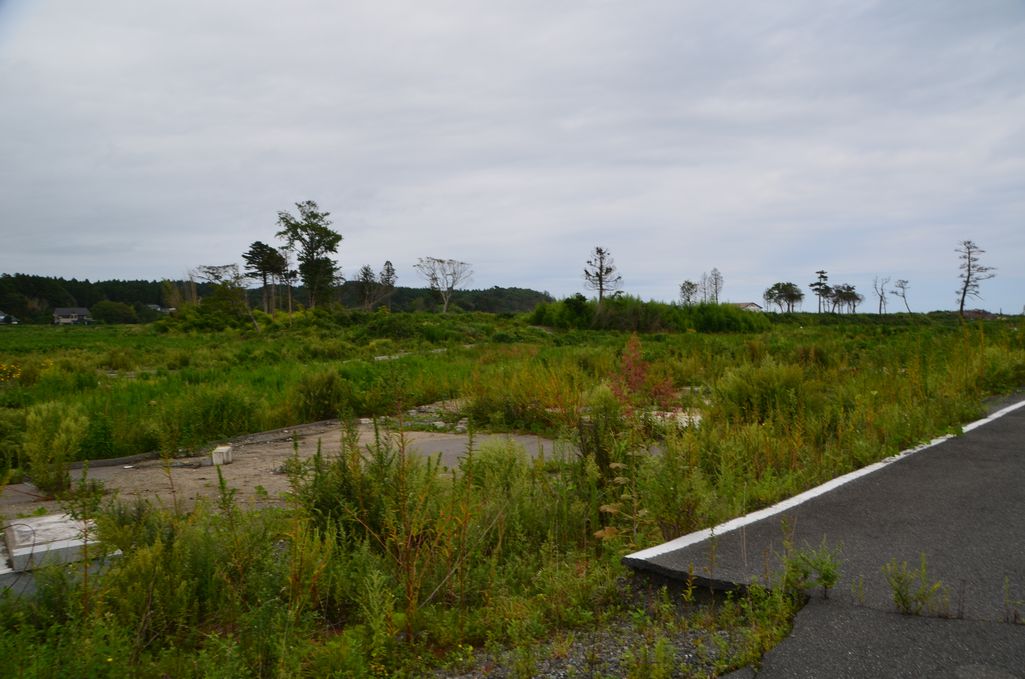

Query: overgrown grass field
left=1, top=308, right=1023, bottom=676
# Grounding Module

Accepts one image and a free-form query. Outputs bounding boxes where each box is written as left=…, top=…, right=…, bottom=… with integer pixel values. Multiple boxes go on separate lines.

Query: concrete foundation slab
left=3, top=513, right=99, bottom=571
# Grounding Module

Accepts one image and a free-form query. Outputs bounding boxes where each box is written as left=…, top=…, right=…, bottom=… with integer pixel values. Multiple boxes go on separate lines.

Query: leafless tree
left=890, top=279, right=911, bottom=313
left=708, top=268, right=724, bottom=304
left=698, top=272, right=710, bottom=303
left=414, top=257, right=473, bottom=313
left=872, top=276, right=891, bottom=314
left=278, top=247, right=297, bottom=315
left=956, top=240, right=996, bottom=318
left=583, top=246, right=623, bottom=303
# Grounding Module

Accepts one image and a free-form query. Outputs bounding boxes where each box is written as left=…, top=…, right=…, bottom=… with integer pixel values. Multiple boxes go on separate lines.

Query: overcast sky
left=1, top=0, right=1022, bottom=313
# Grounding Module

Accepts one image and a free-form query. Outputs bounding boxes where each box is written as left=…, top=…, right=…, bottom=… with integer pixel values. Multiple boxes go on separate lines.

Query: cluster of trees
left=0, top=271, right=551, bottom=325
left=678, top=269, right=724, bottom=306
left=762, top=282, right=804, bottom=312
left=580, top=247, right=729, bottom=311
left=765, top=240, right=994, bottom=318
left=806, top=271, right=864, bottom=313
left=354, top=262, right=397, bottom=311
left=234, top=202, right=476, bottom=315
left=761, top=275, right=909, bottom=315
left=761, top=275, right=910, bottom=315
left=586, top=239, right=997, bottom=320
left=3, top=228, right=1001, bottom=325
left=233, top=200, right=342, bottom=314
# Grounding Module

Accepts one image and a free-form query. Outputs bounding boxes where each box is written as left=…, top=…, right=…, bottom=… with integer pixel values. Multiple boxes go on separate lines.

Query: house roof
left=53, top=307, right=92, bottom=316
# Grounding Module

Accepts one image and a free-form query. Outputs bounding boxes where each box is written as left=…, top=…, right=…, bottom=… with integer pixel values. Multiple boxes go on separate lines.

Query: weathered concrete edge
left=623, top=397, right=1025, bottom=569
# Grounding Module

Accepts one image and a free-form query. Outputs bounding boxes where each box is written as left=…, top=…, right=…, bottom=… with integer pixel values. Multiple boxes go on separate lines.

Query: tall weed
left=23, top=401, right=88, bottom=493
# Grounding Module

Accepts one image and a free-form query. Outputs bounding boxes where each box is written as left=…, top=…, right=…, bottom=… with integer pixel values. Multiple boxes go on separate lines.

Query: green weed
left=882, top=554, right=949, bottom=616
left=23, top=401, right=88, bottom=494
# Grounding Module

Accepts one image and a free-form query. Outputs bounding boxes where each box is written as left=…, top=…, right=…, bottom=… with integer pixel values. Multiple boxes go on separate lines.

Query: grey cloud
left=1, top=0, right=1022, bottom=310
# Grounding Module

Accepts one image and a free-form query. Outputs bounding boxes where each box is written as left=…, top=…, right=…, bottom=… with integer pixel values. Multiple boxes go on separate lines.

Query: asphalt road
left=625, top=399, right=1025, bottom=678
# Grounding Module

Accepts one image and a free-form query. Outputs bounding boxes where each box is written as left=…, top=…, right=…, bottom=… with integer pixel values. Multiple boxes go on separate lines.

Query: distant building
left=729, top=302, right=764, bottom=312
left=53, top=307, right=93, bottom=325
left=0, top=310, right=18, bottom=324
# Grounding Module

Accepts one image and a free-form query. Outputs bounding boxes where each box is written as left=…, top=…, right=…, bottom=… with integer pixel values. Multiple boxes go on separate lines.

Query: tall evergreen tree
left=275, top=201, right=342, bottom=308
left=242, top=240, right=286, bottom=313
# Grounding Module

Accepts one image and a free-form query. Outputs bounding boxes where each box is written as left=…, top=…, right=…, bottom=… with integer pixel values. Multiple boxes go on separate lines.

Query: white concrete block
left=211, top=445, right=233, bottom=466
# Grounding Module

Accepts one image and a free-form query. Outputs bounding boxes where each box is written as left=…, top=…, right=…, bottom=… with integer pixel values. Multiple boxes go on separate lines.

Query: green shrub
left=638, top=431, right=712, bottom=540
left=979, top=346, right=1025, bottom=393
left=78, top=412, right=115, bottom=460
left=685, top=303, right=771, bottom=333
left=882, top=554, right=949, bottom=616
left=713, top=363, right=810, bottom=424
left=460, top=439, right=528, bottom=494
left=291, top=369, right=351, bottom=422
left=157, top=385, right=257, bottom=452
left=23, top=401, right=88, bottom=493
left=0, top=408, right=25, bottom=475
left=465, top=354, right=587, bottom=432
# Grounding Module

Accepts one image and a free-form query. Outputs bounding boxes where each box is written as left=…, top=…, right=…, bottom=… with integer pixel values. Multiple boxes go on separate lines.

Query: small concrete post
left=211, top=445, right=233, bottom=466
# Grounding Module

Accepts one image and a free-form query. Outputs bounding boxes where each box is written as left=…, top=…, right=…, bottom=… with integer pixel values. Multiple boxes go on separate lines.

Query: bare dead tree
left=956, top=240, right=996, bottom=319
left=414, top=257, right=473, bottom=313
left=583, top=246, right=623, bottom=303
left=890, top=279, right=911, bottom=313
left=708, top=268, right=724, bottom=304
left=872, top=276, right=891, bottom=314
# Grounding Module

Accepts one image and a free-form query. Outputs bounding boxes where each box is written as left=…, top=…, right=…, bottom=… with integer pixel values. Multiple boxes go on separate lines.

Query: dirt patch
left=1, top=420, right=562, bottom=519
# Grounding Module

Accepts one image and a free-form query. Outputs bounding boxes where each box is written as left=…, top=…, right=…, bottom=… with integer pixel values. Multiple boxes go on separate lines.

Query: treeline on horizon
left=0, top=273, right=554, bottom=324
left=1, top=272, right=997, bottom=335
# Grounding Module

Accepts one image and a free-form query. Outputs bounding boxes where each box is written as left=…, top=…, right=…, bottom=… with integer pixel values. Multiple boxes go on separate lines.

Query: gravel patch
left=436, top=576, right=750, bottom=678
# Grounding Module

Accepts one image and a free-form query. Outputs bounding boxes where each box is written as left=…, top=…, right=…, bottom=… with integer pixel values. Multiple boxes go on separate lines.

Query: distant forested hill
left=0, top=274, right=171, bottom=323
left=335, top=281, right=553, bottom=313
left=0, top=273, right=553, bottom=323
